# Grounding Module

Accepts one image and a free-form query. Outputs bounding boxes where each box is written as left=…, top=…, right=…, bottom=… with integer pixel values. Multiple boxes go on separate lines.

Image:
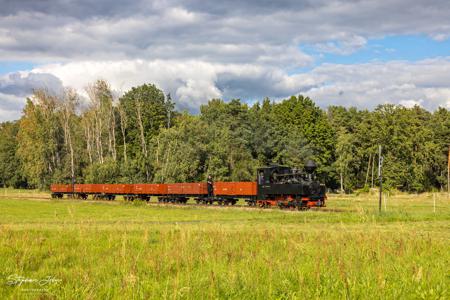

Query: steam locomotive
left=254, top=161, right=326, bottom=209
left=51, top=161, right=326, bottom=210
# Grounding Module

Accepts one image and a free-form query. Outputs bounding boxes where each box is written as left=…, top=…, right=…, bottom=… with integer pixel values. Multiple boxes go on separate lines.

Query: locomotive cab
left=257, top=165, right=291, bottom=185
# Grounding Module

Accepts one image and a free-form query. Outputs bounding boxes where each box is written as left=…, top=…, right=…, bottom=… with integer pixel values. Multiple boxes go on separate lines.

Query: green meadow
left=0, top=190, right=449, bottom=299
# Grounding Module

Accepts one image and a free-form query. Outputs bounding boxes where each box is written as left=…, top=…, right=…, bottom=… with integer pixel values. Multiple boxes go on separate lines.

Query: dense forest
left=0, top=80, right=449, bottom=193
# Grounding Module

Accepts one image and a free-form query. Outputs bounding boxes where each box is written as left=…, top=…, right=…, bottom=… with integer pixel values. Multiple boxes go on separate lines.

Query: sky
left=0, top=0, right=449, bottom=121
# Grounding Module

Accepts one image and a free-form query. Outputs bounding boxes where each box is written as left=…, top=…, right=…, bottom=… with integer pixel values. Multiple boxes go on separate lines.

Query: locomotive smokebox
left=304, top=160, right=317, bottom=174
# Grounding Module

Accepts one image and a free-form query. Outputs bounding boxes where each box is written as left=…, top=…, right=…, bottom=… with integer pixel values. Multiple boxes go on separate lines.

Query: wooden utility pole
left=371, top=153, right=375, bottom=188
left=378, top=145, right=383, bottom=213
left=365, top=153, right=371, bottom=187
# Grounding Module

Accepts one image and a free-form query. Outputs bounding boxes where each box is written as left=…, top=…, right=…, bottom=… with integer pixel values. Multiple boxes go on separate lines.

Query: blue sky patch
left=302, top=35, right=450, bottom=66
left=0, top=61, right=36, bottom=75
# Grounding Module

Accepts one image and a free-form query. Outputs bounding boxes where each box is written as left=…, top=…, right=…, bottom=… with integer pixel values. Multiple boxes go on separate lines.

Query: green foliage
left=0, top=121, right=26, bottom=188
left=273, top=130, right=312, bottom=166
left=116, top=83, right=172, bottom=181
left=17, top=94, right=64, bottom=188
left=334, top=128, right=357, bottom=192
left=327, top=104, right=450, bottom=192
left=153, top=113, right=208, bottom=183
left=201, top=99, right=256, bottom=181
left=119, top=83, right=167, bottom=144
left=84, top=158, right=120, bottom=183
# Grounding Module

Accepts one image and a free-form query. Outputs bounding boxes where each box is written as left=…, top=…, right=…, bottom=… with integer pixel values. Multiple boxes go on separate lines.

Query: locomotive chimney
left=304, top=160, right=317, bottom=174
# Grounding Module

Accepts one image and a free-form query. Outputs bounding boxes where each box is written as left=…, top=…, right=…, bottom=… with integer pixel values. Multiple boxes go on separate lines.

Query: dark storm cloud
left=180, top=0, right=321, bottom=15
left=0, top=0, right=317, bottom=18
left=0, top=71, right=65, bottom=120
left=0, top=72, right=63, bottom=97
left=216, top=71, right=314, bottom=101
left=0, top=0, right=150, bottom=18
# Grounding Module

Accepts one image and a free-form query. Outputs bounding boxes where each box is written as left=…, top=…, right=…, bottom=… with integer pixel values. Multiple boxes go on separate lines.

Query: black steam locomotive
left=252, top=160, right=326, bottom=209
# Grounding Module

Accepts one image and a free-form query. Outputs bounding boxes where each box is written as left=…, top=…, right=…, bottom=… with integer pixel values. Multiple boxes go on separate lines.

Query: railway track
left=0, top=194, right=347, bottom=212
left=0, top=195, right=51, bottom=200
left=0, top=194, right=261, bottom=209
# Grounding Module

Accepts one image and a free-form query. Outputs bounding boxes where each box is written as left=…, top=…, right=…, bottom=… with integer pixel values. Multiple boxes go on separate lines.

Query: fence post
left=433, top=193, right=436, bottom=213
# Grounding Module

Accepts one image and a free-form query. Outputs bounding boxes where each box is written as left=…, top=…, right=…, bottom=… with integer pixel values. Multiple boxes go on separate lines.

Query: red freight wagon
left=51, top=184, right=73, bottom=194
left=132, top=184, right=168, bottom=195
left=74, top=184, right=84, bottom=193
left=213, top=182, right=234, bottom=195
left=167, top=183, right=184, bottom=195
left=167, top=183, right=208, bottom=195
left=182, top=182, right=208, bottom=195
left=103, top=184, right=132, bottom=194
left=214, top=182, right=257, bottom=196
left=233, top=182, right=257, bottom=196
left=76, top=184, right=105, bottom=194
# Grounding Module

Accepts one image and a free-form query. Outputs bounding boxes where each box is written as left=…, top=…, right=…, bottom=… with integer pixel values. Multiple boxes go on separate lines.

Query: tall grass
left=0, top=192, right=449, bottom=299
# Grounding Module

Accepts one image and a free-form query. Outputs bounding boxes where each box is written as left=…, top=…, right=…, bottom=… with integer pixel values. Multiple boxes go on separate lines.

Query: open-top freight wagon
left=51, top=162, right=326, bottom=210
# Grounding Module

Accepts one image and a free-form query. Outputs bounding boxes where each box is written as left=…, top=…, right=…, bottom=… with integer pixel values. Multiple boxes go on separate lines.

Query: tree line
left=0, top=80, right=449, bottom=193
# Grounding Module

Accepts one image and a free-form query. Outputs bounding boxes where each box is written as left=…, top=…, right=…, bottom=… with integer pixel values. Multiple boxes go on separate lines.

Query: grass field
left=0, top=189, right=449, bottom=299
